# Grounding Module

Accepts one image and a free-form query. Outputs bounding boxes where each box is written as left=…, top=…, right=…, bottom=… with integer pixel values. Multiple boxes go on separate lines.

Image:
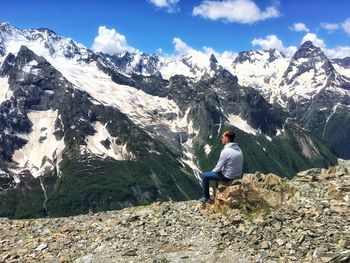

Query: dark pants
left=201, top=171, right=232, bottom=199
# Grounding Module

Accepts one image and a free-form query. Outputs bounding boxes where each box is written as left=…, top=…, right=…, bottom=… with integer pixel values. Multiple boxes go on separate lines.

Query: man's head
left=221, top=130, right=235, bottom=145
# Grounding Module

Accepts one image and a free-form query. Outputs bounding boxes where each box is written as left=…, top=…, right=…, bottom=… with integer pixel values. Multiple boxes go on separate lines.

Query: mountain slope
left=0, top=46, right=200, bottom=218
left=280, top=42, right=350, bottom=158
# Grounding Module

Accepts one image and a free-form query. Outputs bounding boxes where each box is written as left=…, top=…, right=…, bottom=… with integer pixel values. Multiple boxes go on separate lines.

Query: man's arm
left=212, top=150, right=227, bottom=173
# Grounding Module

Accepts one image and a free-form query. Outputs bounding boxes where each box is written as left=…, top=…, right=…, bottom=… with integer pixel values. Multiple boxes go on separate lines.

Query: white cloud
left=301, top=33, right=350, bottom=59
left=320, top=18, right=350, bottom=36
left=342, top=18, right=350, bottom=36
left=203, top=46, right=238, bottom=67
left=301, top=33, right=326, bottom=49
left=148, top=0, right=180, bottom=13
left=289, top=23, right=309, bottom=32
left=325, top=46, right=350, bottom=59
left=171, top=38, right=237, bottom=68
left=320, top=22, right=340, bottom=31
left=92, top=26, right=136, bottom=55
left=251, top=33, right=350, bottom=59
left=203, top=46, right=237, bottom=60
left=251, top=35, right=297, bottom=57
left=192, top=0, right=280, bottom=24
left=172, top=37, right=193, bottom=54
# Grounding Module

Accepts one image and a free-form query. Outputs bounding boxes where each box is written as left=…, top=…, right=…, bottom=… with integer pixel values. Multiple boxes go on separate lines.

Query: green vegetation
left=0, top=143, right=201, bottom=218
left=196, top=122, right=337, bottom=179
left=323, top=106, right=350, bottom=158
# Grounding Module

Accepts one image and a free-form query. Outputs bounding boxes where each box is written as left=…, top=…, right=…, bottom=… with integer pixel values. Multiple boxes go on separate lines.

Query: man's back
left=212, top=142, right=243, bottom=179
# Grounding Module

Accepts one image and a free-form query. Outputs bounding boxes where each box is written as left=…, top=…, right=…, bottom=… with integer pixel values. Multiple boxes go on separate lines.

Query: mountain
left=332, top=57, right=350, bottom=82
left=333, top=57, right=350, bottom=69
left=231, top=41, right=350, bottom=159
left=230, top=48, right=288, bottom=105
left=1, top=160, right=349, bottom=261
left=0, top=23, right=338, bottom=218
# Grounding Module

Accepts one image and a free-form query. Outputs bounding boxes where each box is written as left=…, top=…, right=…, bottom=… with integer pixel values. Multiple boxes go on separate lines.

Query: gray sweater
left=212, top=142, right=244, bottom=179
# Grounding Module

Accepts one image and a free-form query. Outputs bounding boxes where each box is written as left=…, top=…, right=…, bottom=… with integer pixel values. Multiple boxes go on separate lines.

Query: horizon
left=1, top=0, right=350, bottom=59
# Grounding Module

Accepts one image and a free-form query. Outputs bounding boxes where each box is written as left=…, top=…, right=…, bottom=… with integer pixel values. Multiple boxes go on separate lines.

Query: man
left=200, top=130, right=244, bottom=203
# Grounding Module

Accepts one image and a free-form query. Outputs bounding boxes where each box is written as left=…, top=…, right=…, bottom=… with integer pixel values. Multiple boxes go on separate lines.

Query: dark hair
left=223, top=130, right=235, bottom=142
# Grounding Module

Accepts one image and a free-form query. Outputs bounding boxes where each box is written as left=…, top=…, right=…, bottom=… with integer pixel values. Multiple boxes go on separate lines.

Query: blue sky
left=1, top=0, right=350, bottom=58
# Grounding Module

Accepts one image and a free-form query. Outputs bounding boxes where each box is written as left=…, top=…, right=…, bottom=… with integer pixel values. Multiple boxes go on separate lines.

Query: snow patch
left=227, top=114, right=257, bottom=135
left=22, top=60, right=38, bottom=74
left=11, top=110, right=65, bottom=178
left=178, top=113, right=202, bottom=181
left=204, top=144, right=212, bottom=155
left=0, top=76, right=13, bottom=103
left=230, top=51, right=290, bottom=104
left=84, top=121, right=136, bottom=160
left=159, top=50, right=211, bottom=80
left=50, top=59, right=181, bottom=133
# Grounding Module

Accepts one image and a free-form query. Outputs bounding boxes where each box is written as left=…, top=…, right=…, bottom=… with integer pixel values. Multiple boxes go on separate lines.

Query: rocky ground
left=1, top=160, right=350, bottom=263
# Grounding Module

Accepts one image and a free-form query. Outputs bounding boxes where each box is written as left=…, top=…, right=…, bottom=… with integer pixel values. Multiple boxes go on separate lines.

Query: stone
left=35, top=243, right=48, bottom=252
left=260, top=241, right=270, bottom=249
left=275, top=238, right=285, bottom=246
left=338, top=239, right=348, bottom=248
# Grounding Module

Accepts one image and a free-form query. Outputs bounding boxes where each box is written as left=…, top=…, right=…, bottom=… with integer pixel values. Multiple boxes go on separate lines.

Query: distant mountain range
left=1, top=22, right=347, bottom=218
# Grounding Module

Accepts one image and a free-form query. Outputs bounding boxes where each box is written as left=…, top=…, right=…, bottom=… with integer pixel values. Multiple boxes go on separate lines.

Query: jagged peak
left=268, top=48, right=286, bottom=60
left=300, top=40, right=317, bottom=49
left=0, top=22, right=21, bottom=37
left=233, top=48, right=285, bottom=64
left=209, top=53, right=218, bottom=64
left=35, top=27, right=59, bottom=36
left=0, top=21, right=15, bottom=29
left=293, top=40, right=326, bottom=61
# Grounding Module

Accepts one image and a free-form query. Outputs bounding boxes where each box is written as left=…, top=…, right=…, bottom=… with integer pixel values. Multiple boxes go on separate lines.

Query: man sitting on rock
left=200, top=130, right=244, bottom=203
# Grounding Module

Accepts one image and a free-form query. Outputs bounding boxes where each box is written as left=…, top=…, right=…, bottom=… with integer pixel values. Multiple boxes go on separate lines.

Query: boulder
left=207, top=172, right=294, bottom=212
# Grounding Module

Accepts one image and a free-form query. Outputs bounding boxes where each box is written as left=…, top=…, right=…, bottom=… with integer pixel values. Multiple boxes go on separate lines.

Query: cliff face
left=1, top=160, right=350, bottom=263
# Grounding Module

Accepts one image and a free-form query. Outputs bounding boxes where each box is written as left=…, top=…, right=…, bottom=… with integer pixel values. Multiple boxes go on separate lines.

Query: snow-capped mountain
left=279, top=41, right=349, bottom=104
left=0, top=23, right=339, bottom=218
left=230, top=40, right=350, bottom=158
left=230, top=48, right=289, bottom=105
left=98, top=48, right=214, bottom=80
left=332, top=57, right=350, bottom=79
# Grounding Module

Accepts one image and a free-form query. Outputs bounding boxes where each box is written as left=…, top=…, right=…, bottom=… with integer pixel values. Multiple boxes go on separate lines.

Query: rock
left=329, top=250, right=350, bottom=263
left=35, top=243, right=48, bottom=252
left=58, top=226, right=71, bottom=233
left=1, top=253, right=11, bottom=261
left=208, top=172, right=293, bottom=211
left=338, top=239, right=348, bottom=248
left=122, top=249, right=138, bottom=256
left=0, top=162, right=349, bottom=262
left=260, top=241, right=270, bottom=249
left=275, top=238, right=285, bottom=246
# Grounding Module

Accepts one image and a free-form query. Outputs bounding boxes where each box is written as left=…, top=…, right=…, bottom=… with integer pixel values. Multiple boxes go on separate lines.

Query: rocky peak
left=233, top=48, right=285, bottom=65
left=36, top=27, right=58, bottom=36
left=268, top=48, right=286, bottom=62
left=0, top=22, right=18, bottom=35
left=233, top=50, right=260, bottom=64
left=209, top=53, right=218, bottom=64
left=282, top=41, right=339, bottom=87
left=293, top=41, right=327, bottom=61
left=0, top=22, right=92, bottom=62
